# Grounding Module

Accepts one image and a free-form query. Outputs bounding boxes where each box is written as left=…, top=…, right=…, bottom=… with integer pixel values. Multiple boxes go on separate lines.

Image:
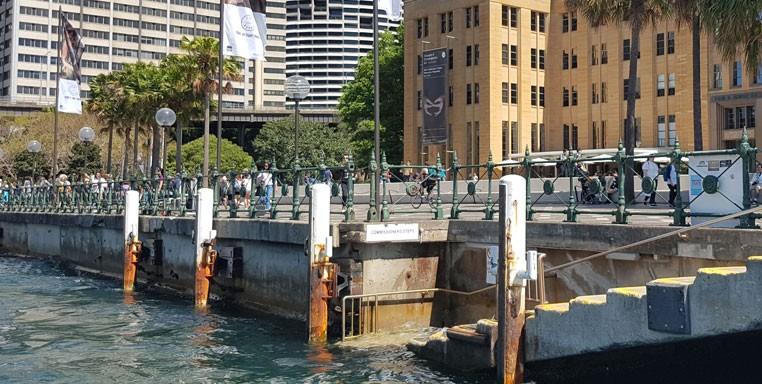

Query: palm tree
left=178, top=36, right=242, bottom=187
left=566, top=0, right=671, bottom=202
left=697, top=0, right=762, bottom=74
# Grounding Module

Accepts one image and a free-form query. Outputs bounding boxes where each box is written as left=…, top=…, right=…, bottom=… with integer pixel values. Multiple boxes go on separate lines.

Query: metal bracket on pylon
left=123, top=233, right=142, bottom=292
left=195, top=238, right=218, bottom=309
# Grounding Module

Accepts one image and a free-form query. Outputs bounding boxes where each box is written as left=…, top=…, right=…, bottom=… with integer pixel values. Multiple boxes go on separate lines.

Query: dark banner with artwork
left=422, top=48, right=448, bottom=145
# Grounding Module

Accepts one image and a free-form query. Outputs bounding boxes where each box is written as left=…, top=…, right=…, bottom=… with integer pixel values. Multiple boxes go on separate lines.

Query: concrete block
left=646, top=277, right=694, bottom=334
left=745, top=256, right=762, bottom=277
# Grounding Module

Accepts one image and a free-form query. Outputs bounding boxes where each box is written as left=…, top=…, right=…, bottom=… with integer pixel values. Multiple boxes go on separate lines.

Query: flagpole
left=216, top=0, right=224, bottom=172
left=373, top=0, right=381, bottom=218
left=52, top=7, right=62, bottom=177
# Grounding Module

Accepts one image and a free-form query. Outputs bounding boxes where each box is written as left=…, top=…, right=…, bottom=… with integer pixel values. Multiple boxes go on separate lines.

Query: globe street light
left=155, top=107, right=176, bottom=172
left=78, top=126, right=95, bottom=143
left=285, top=75, right=310, bottom=163
left=27, top=140, right=41, bottom=181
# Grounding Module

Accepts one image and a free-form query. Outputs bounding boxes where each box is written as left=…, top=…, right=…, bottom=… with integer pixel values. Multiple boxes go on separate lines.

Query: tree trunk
left=692, top=16, right=703, bottom=151
left=106, top=124, right=114, bottom=175
left=121, top=127, right=130, bottom=180
left=132, top=124, right=139, bottom=176
left=202, top=92, right=210, bottom=188
left=624, top=23, right=641, bottom=203
left=175, top=120, right=183, bottom=174
left=151, top=125, right=162, bottom=176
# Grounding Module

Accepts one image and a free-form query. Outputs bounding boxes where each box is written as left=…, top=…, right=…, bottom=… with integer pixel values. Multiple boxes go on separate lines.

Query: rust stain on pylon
left=195, top=240, right=217, bottom=309
left=123, top=235, right=141, bottom=292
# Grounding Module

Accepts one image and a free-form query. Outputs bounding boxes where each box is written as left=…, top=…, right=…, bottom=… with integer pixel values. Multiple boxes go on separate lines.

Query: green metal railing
left=0, top=134, right=759, bottom=228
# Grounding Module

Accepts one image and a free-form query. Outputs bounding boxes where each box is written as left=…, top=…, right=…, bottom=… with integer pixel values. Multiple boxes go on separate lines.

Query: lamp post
left=154, top=107, right=176, bottom=173
left=285, top=75, right=310, bottom=164
left=27, top=140, right=42, bottom=182
left=78, top=126, right=95, bottom=143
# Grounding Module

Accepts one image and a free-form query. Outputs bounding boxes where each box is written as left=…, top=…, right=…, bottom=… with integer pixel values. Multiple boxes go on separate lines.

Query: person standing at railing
left=642, top=156, right=660, bottom=207
left=751, top=164, right=762, bottom=205
left=256, top=162, right=273, bottom=210
left=242, top=170, right=252, bottom=209
left=403, top=161, right=412, bottom=182
left=663, top=162, right=678, bottom=208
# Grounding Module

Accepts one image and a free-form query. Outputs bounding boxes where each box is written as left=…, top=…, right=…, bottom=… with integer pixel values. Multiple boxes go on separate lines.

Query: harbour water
left=0, top=255, right=490, bottom=383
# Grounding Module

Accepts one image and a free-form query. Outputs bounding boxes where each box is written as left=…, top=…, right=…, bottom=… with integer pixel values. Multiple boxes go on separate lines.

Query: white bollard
left=124, top=190, right=140, bottom=242
left=309, top=184, right=331, bottom=264
left=195, top=188, right=215, bottom=265
left=500, top=175, right=526, bottom=286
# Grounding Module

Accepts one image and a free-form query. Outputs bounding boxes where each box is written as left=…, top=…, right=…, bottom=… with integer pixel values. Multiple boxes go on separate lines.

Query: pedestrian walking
left=642, top=156, right=660, bottom=206
left=256, top=162, right=273, bottom=210
left=663, top=162, right=678, bottom=207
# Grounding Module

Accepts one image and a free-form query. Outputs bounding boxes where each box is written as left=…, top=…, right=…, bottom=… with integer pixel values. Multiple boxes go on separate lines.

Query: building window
left=474, top=83, right=480, bottom=103
left=424, top=17, right=429, bottom=36
left=474, top=122, right=480, bottom=163
left=572, top=86, right=578, bottom=106
left=591, top=45, right=598, bottom=65
left=592, top=83, right=598, bottom=104
left=563, top=124, right=570, bottom=149
left=510, top=45, right=517, bottom=66
left=501, top=5, right=509, bottom=27
left=539, top=86, right=545, bottom=107
left=563, top=50, right=569, bottom=70
left=623, top=39, right=631, bottom=61
left=531, top=11, right=537, bottom=31
left=531, top=48, right=537, bottom=69
left=502, top=121, right=510, bottom=159
left=668, top=115, right=677, bottom=146
left=738, top=106, right=748, bottom=129
left=539, top=13, right=546, bottom=33
left=725, top=108, right=735, bottom=129
left=600, top=121, right=606, bottom=148
left=713, top=64, right=723, bottom=89
left=449, top=86, right=453, bottom=106
left=571, top=50, right=578, bottom=69
left=502, top=44, right=509, bottom=65
left=466, top=7, right=472, bottom=28
left=531, top=85, right=538, bottom=106
left=540, top=124, right=546, bottom=151
left=474, top=6, right=479, bottom=27
left=667, top=32, right=675, bottom=54
left=754, top=64, right=762, bottom=85
left=539, top=49, right=545, bottom=70
left=623, top=78, right=640, bottom=99
left=511, top=122, right=519, bottom=154
left=668, top=73, right=676, bottom=95
left=448, top=48, right=453, bottom=69
left=466, top=122, right=473, bottom=164
left=562, top=13, right=569, bottom=33
left=417, top=19, right=422, bottom=38
left=733, top=61, right=742, bottom=87
left=466, top=46, right=472, bottom=66
left=531, top=123, right=539, bottom=152
left=657, top=74, right=665, bottom=97
left=440, top=13, right=446, bottom=33
left=466, top=84, right=472, bottom=104
left=502, top=82, right=509, bottom=103
left=601, top=82, right=607, bottom=103
left=417, top=55, right=422, bottom=74
left=656, top=33, right=665, bottom=56
left=448, top=11, right=454, bottom=32
left=657, top=115, right=666, bottom=146
left=592, top=122, right=598, bottom=149
left=572, top=125, right=579, bottom=149
left=474, top=44, right=480, bottom=65
left=563, top=87, right=569, bottom=107
left=601, top=43, right=608, bottom=64
left=510, top=7, right=518, bottom=28
left=417, top=90, right=422, bottom=110
left=511, top=83, right=518, bottom=104
left=571, top=11, right=577, bottom=31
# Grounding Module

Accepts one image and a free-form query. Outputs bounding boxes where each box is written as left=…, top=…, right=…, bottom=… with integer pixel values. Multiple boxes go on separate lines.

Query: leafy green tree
left=166, top=136, right=251, bottom=175
left=65, top=142, right=102, bottom=177
left=337, top=24, right=404, bottom=164
left=253, top=117, right=351, bottom=169
left=566, top=0, right=670, bottom=202
left=696, top=0, right=762, bottom=74
left=13, top=151, right=50, bottom=180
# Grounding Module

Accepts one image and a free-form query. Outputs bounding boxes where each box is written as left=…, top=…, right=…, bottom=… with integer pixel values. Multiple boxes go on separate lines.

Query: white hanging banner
left=57, top=14, right=85, bottom=114
left=223, top=0, right=267, bottom=60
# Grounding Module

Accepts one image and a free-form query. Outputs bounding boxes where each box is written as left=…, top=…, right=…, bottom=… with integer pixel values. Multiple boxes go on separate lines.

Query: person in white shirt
left=642, top=156, right=660, bottom=206
left=256, top=162, right=274, bottom=210
left=751, top=164, right=762, bottom=205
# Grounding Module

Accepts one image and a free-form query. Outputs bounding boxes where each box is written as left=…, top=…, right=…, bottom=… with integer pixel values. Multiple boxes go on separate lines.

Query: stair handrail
left=544, top=206, right=762, bottom=274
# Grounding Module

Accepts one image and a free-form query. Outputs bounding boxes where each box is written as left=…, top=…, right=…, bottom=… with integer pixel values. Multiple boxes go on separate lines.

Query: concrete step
left=746, top=256, right=762, bottom=276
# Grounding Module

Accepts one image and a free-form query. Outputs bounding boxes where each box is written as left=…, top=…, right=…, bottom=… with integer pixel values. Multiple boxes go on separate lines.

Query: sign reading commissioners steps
left=365, top=223, right=420, bottom=243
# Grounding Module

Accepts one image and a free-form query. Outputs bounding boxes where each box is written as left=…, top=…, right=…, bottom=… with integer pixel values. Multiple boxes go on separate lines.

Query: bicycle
left=406, top=179, right=437, bottom=209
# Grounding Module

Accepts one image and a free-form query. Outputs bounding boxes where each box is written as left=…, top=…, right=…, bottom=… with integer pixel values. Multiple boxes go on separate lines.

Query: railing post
left=229, top=170, right=238, bottom=218
left=450, top=151, right=460, bottom=219
left=671, top=139, right=687, bottom=226
left=614, top=141, right=629, bottom=224
left=367, top=151, right=378, bottom=222
left=738, top=129, right=758, bottom=228
left=211, top=168, right=220, bottom=218
left=380, top=152, right=390, bottom=221
left=434, top=153, right=444, bottom=220
left=249, top=162, right=257, bottom=218
left=485, top=152, right=495, bottom=220
left=344, top=153, right=355, bottom=222
left=524, top=147, right=533, bottom=221
left=565, top=153, right=578, bottom=222
left=292, top=160, right=302, bottom=220
left=269, top=161, right=279, bottom=219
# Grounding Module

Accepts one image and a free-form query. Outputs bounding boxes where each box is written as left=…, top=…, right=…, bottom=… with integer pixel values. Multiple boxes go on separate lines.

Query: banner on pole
left=57, top=14, right=85, bottom=114
left=422, top=48, right=448, bottom=145
left=223, top=0, right=267, bottom=60
left=378, top=0, right=403, bottom=20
